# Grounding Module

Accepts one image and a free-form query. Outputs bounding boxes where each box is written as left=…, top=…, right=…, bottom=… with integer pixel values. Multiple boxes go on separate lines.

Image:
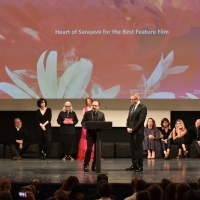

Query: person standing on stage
left=57, top=101, right=78, bottom=161
left=36, top=98, right=52, bottom=160
left=9, top=118, right=29, bottom=160
left=81, top=101, right=105, bottom=172
left=189, top=119, right=200, bottom=156
left=125, top=93, right=147, bottom=172
left=77, top=97, right=94, bottom=160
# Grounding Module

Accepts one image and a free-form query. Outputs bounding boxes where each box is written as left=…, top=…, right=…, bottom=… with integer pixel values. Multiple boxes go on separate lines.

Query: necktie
left=130, top=105, right=135, bottom=116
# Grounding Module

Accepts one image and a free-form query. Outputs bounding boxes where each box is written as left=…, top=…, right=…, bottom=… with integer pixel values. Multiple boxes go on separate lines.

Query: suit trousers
left=84, top=132, right=96, bottom=166
left=9, top=142, right=29, bottom=157
left=40, top=131, right=51, bottom=154
left=130, top=132, right=144, bottom=167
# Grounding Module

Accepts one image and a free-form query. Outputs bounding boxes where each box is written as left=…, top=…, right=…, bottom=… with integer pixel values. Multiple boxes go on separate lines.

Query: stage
left=0, top=158, right=199, bottom=199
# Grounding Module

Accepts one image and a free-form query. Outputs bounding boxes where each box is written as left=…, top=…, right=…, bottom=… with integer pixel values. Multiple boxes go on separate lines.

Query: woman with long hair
left=172, top=119, right=188, bottom=159
left=143, top=118, right=162, bottom=159
left=77, top=97, right=94, bottom=160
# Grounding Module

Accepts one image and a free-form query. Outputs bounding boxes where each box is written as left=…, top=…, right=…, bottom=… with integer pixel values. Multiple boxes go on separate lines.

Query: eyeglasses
left=92, top=105, right=99, bottom=107
left=65, top=106, right=71, bottom=107
left=15, top=121, right=21, bottom=123
left=131, top=98, right=137, bottom=100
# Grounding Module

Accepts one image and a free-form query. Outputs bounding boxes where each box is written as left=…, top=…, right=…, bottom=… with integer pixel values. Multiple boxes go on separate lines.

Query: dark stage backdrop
left=0, top=111, right=199, bottom=144
left=0, top=111, right=129, bottom=144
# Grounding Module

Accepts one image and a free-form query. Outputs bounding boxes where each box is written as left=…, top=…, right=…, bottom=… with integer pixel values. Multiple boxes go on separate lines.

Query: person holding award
left=57, top=101, right=78, bottom=160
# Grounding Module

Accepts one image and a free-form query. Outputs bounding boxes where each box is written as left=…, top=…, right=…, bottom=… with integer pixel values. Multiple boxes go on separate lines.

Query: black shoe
left=84, top=165, right=89, bottom=172
left=134, top=167, right=143, bottom=172
left=125, top=164, right=137, bottom=171
left=42, top=153, right=46, bottom=160
left=91, top=166, right=96, bottom=171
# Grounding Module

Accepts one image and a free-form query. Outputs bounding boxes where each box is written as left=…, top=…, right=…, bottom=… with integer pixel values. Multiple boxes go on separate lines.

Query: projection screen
left=0, top=0, right=199, bottom=99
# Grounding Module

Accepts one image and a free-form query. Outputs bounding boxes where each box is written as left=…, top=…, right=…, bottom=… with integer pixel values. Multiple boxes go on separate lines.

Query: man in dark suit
left=189, top=119, right=200, bottom=156
left=126, top=93, right=147, bottom=172
left=9, top=118, right=29, bottom=160
left=81, top=101, right=105, bottom=172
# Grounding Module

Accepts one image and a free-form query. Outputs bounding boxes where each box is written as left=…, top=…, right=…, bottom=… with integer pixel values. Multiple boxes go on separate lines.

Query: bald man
left=189, top=119, right=200, bottom=156
left=126, top=93, right=147, bottom=172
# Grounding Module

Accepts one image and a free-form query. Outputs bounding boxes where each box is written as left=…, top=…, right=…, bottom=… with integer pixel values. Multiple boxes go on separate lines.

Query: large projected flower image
left=0, top=0, right=199, bottom=99
left=0, top=51, right=120, bottom=98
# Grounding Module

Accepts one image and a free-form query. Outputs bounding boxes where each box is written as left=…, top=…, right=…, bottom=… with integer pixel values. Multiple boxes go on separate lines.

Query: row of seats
left=0, top=142, right=199, bottom=159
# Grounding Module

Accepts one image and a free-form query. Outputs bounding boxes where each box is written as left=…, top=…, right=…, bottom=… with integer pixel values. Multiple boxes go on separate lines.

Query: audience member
left=54, top=190, right=69, bottom=200
left=184, top=190, right=200, bottom=200
left=30, top=179, right=49, bottom=200
left=175, top=182, right=190, bottom=200
left=136, top=191, right=151, bottom=200
left=164, top=182, right=177, bottom=200
left=68, top=184, right=84, bottom=200
left=160, top=178, right=171, bottom=199
left=98, top=182, right=113, bottom=200
left=124, top=177, right=139, bottom=200
left=0, top=179, right=11, bottom=193
left=0, top=191, right=12, bottom=200
left=54, top=176, right=80, bottom=199
left=197, top=178, right=200, bottom=193
left=86, top=180, right=116, bottom=200
left=147, top=184, right=163, bottom=200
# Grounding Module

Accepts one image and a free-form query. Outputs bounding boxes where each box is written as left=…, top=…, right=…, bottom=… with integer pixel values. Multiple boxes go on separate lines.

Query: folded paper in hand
left=65, top=118, right=73, bottom=123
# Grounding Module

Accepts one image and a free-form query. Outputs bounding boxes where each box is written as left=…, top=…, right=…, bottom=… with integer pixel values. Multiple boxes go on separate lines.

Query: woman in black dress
left=57, top=101, right=78, bottom=160
left=36, top=98, right=52, bottom=159
left=160, top=118, right=172, bottom=159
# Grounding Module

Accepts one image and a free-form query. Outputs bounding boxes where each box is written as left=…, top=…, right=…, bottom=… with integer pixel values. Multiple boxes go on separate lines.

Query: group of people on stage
left=9, top=97, right=105, bottom=172
left=8, top=93, right=200, bottom=173
left=125, top=93, right=200, bottom=172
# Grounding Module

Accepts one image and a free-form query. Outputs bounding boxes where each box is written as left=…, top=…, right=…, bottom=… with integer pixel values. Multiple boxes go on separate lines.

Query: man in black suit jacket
left=9, top=118, right=29, bottom=160
left=126, top=93, right=147, bottom=172
left=81, top=101, right=105, bottom=172
left=189, top=119, right=200, bottom=156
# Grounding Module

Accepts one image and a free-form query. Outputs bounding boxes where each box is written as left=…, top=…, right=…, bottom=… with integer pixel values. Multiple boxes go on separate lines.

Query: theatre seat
left=189, top=144, right=199, bottom=158
left=0, top=144, right=4, bottom=158
left=169, top=144, right=189, bottom=158
left=101, top=142, right=115, bottom=158
left=115, top=142, right=131, bottom=158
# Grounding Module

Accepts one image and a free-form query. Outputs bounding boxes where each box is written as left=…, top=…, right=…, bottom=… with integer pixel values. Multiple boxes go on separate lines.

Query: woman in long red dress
left=77, top=97, right=94, bottom=160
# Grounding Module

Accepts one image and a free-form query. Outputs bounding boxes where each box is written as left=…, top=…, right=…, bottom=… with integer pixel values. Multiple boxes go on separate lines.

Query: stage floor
left=0, top=158, right=200, bottom=184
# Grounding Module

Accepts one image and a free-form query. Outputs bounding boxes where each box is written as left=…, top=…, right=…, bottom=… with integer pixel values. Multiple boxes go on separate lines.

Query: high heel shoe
left=176, top=154, right=182, bottom=159
left=183, top=150, right=188, bottom=156
left=41, top=152, right=46, bottom=160
left=62, top=155, right=68, bottom=161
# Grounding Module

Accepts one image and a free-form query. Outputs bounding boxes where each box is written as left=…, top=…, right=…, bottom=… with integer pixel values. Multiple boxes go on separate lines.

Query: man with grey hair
left=81, top=100, right=105, bottom=172
left=126, top=93, right=147, bottom=172
left=9, top=118, right=29, bottom=160
left=189, top=119, right=200, bottom=156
